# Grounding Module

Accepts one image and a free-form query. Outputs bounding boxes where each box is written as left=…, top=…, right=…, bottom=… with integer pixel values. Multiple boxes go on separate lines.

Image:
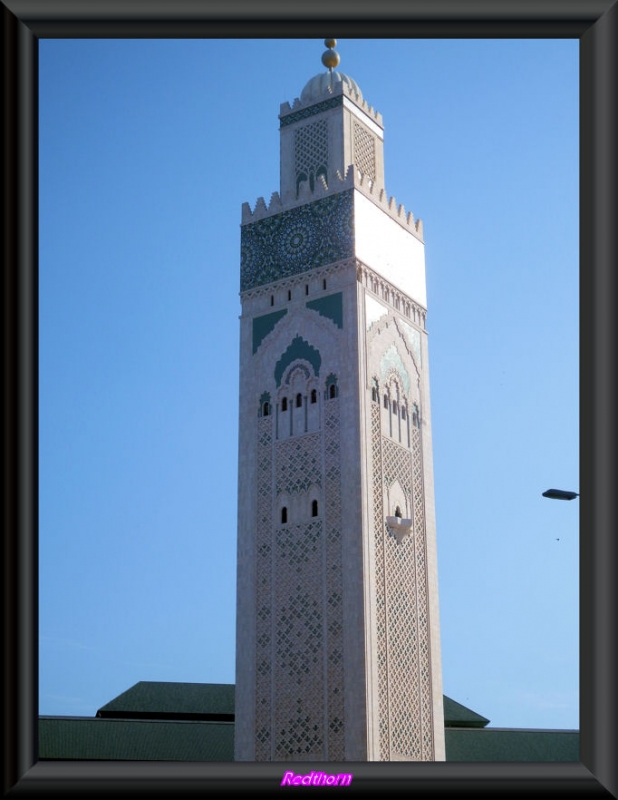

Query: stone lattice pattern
left=255, top=417, right=274, bottom=760
left=371, top=402, right=389, bottom=757
left=295, top=119, right=329, bottom=189
left=276, top=433, right=322, bottom=495
left=254, top=400, right=343, bottom=760
left=353, top=122, right=376, bottom=180
left=324, top=400, right=345, bottom=760
left=371, top=403, right=434, bottom=760
left=274, top=519, right=325, bottom=759
left=411, top=425, right=434, bottom=757
left=240, top=190, right=354, bottom=291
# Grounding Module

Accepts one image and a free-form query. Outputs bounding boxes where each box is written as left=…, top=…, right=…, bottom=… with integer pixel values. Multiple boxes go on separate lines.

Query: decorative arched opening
left=325, top=374, right=338, bottom=400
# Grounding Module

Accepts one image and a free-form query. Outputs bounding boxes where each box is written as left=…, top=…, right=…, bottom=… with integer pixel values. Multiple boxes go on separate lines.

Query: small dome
left=300, top=70, right=362, bottom=104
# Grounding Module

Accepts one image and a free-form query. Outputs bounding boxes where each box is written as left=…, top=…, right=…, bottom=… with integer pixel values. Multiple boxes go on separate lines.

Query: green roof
left=445, top=727, right=579, bottom=762
left=96, top=681, right=235, bottom=721
left=38, top=682, right=579, bottom=763
left=38, top=718, right=579, bottom=763
left=96, top=682, right=488, bottom=728
left=442, top=695, right=490, bottom=728
left=39, top=717, right=234, bottom=761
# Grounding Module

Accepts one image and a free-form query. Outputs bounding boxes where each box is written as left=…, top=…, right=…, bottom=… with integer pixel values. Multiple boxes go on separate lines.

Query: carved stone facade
left=235, top=51, right=445, bottom=762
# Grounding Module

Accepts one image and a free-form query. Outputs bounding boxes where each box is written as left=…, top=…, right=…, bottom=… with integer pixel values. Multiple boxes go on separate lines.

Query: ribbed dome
left=300, top=70, right=362, bottom=103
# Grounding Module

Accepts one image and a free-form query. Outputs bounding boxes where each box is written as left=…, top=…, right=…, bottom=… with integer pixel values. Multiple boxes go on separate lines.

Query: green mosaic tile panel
left=240, top=190, right=354, bottom=292
left=279, top=95, right=343, bottom=128
left=253, top=309, right=288, bottom=354
left=306, top=292, right=343, bottom=329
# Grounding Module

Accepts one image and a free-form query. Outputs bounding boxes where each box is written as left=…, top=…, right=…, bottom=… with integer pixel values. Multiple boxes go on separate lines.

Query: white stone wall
left=354, top=192, right=427, bottom=308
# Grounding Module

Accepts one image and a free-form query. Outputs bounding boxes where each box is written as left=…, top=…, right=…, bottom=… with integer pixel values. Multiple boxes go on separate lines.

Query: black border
left=3, top=0, right=617, bottom=796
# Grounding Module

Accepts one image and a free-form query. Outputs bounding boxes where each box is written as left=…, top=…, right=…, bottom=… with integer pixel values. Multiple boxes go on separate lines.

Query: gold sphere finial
left=321, top=39, right=340, bottom=70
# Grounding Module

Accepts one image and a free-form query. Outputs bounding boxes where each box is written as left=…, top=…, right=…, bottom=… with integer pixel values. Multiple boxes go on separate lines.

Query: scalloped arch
left=275, top=336, right=322, bottom=387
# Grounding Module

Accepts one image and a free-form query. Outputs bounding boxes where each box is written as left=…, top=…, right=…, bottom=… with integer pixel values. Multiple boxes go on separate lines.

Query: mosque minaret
left=235, top=40, right=445, bottom=762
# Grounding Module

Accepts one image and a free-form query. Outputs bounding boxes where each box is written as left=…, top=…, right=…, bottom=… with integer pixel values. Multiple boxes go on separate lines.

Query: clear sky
left=39, top=37, right=579, bottom=732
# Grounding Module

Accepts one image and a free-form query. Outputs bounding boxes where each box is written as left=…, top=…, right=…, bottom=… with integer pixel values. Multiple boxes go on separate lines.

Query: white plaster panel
left=365, top=294, right=388, bottom=330
left=343, top=96, right=384, bottom=138
left=354, top=192, right=427, bottom=307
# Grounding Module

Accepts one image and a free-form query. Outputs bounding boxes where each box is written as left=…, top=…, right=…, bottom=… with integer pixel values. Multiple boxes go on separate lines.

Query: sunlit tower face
left=235, top=40, right=445, bottom=762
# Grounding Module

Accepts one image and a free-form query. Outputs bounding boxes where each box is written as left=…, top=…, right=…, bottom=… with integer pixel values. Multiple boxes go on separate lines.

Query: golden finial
left=321, top=39, right=340, bottom=71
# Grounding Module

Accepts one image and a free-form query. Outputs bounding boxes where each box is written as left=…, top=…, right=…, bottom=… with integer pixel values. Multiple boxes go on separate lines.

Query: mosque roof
left=39, top=682, right=579, bottom=762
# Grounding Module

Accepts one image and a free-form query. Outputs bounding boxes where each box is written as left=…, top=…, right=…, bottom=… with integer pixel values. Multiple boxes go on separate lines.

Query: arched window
left=296, top=393, right=302, bottom=408
left=372, top=387, right=377, bottom=402
left=310, top=389, right=317, bottom=404
left=263, top=402, right=270, bottom=417
left=270, top=295, right=274, bottom=306
left=325, top=374, right=338, bottom=400
left=395, top=506, right=402, bottom=518
left=383, top=394, right=389, bottom=409
left=281, top=397, right=288, bottom=412
left=287, top=289, right=291, bottom=301
left=281, top=507, right=288, bottom=524
left=401, top=406, right=406, bottom=420
left=392, top=401, right=398, bottom=415
left=323, top=279, right=327, bottom=290
left=311, top=500, right=318, bottom=517
left=305, top=284, right=309, bottom=295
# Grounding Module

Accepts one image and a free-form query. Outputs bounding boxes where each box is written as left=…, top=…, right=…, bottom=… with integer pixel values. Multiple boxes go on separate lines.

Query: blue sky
left=39, top=38, right=579, bottom=732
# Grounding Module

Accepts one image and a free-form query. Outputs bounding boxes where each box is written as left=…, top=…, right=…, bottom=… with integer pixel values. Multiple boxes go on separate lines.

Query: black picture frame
left=4, top=1, right=616, bottom=796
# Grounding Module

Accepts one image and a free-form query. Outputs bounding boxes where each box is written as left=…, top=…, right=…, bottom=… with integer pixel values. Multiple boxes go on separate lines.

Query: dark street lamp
left=542, top=488, right=579, bottom=501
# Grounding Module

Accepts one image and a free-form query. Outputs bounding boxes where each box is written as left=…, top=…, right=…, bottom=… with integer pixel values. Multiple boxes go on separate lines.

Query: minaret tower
left=235, top=41, right=445, bottom=762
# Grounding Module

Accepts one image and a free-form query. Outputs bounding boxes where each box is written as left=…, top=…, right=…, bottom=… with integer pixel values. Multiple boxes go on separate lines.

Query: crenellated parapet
left=241, top=174, right=333, bottom=224
left=242, top=164, right=423, bottom=241
left=349, top=167, right=424, bottom=240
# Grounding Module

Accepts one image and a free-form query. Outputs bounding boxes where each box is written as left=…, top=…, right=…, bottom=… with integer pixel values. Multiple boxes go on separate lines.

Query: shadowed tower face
left=235, top=41, right=445, bottom=762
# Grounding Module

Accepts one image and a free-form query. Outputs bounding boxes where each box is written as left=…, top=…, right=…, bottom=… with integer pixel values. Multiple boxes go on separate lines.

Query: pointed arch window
left=281, top=507, right=288, bottom=524
left=311, top=500, right=319, bottom=517
left=259, top=392, right=271, bottom=418
left=310, top=389, right=317, bottom=404
left=281, top=397, right=288, bottom=412
left=296, top=393, right=303, bottom=408
left=325, top=374, right=338, bottom=400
